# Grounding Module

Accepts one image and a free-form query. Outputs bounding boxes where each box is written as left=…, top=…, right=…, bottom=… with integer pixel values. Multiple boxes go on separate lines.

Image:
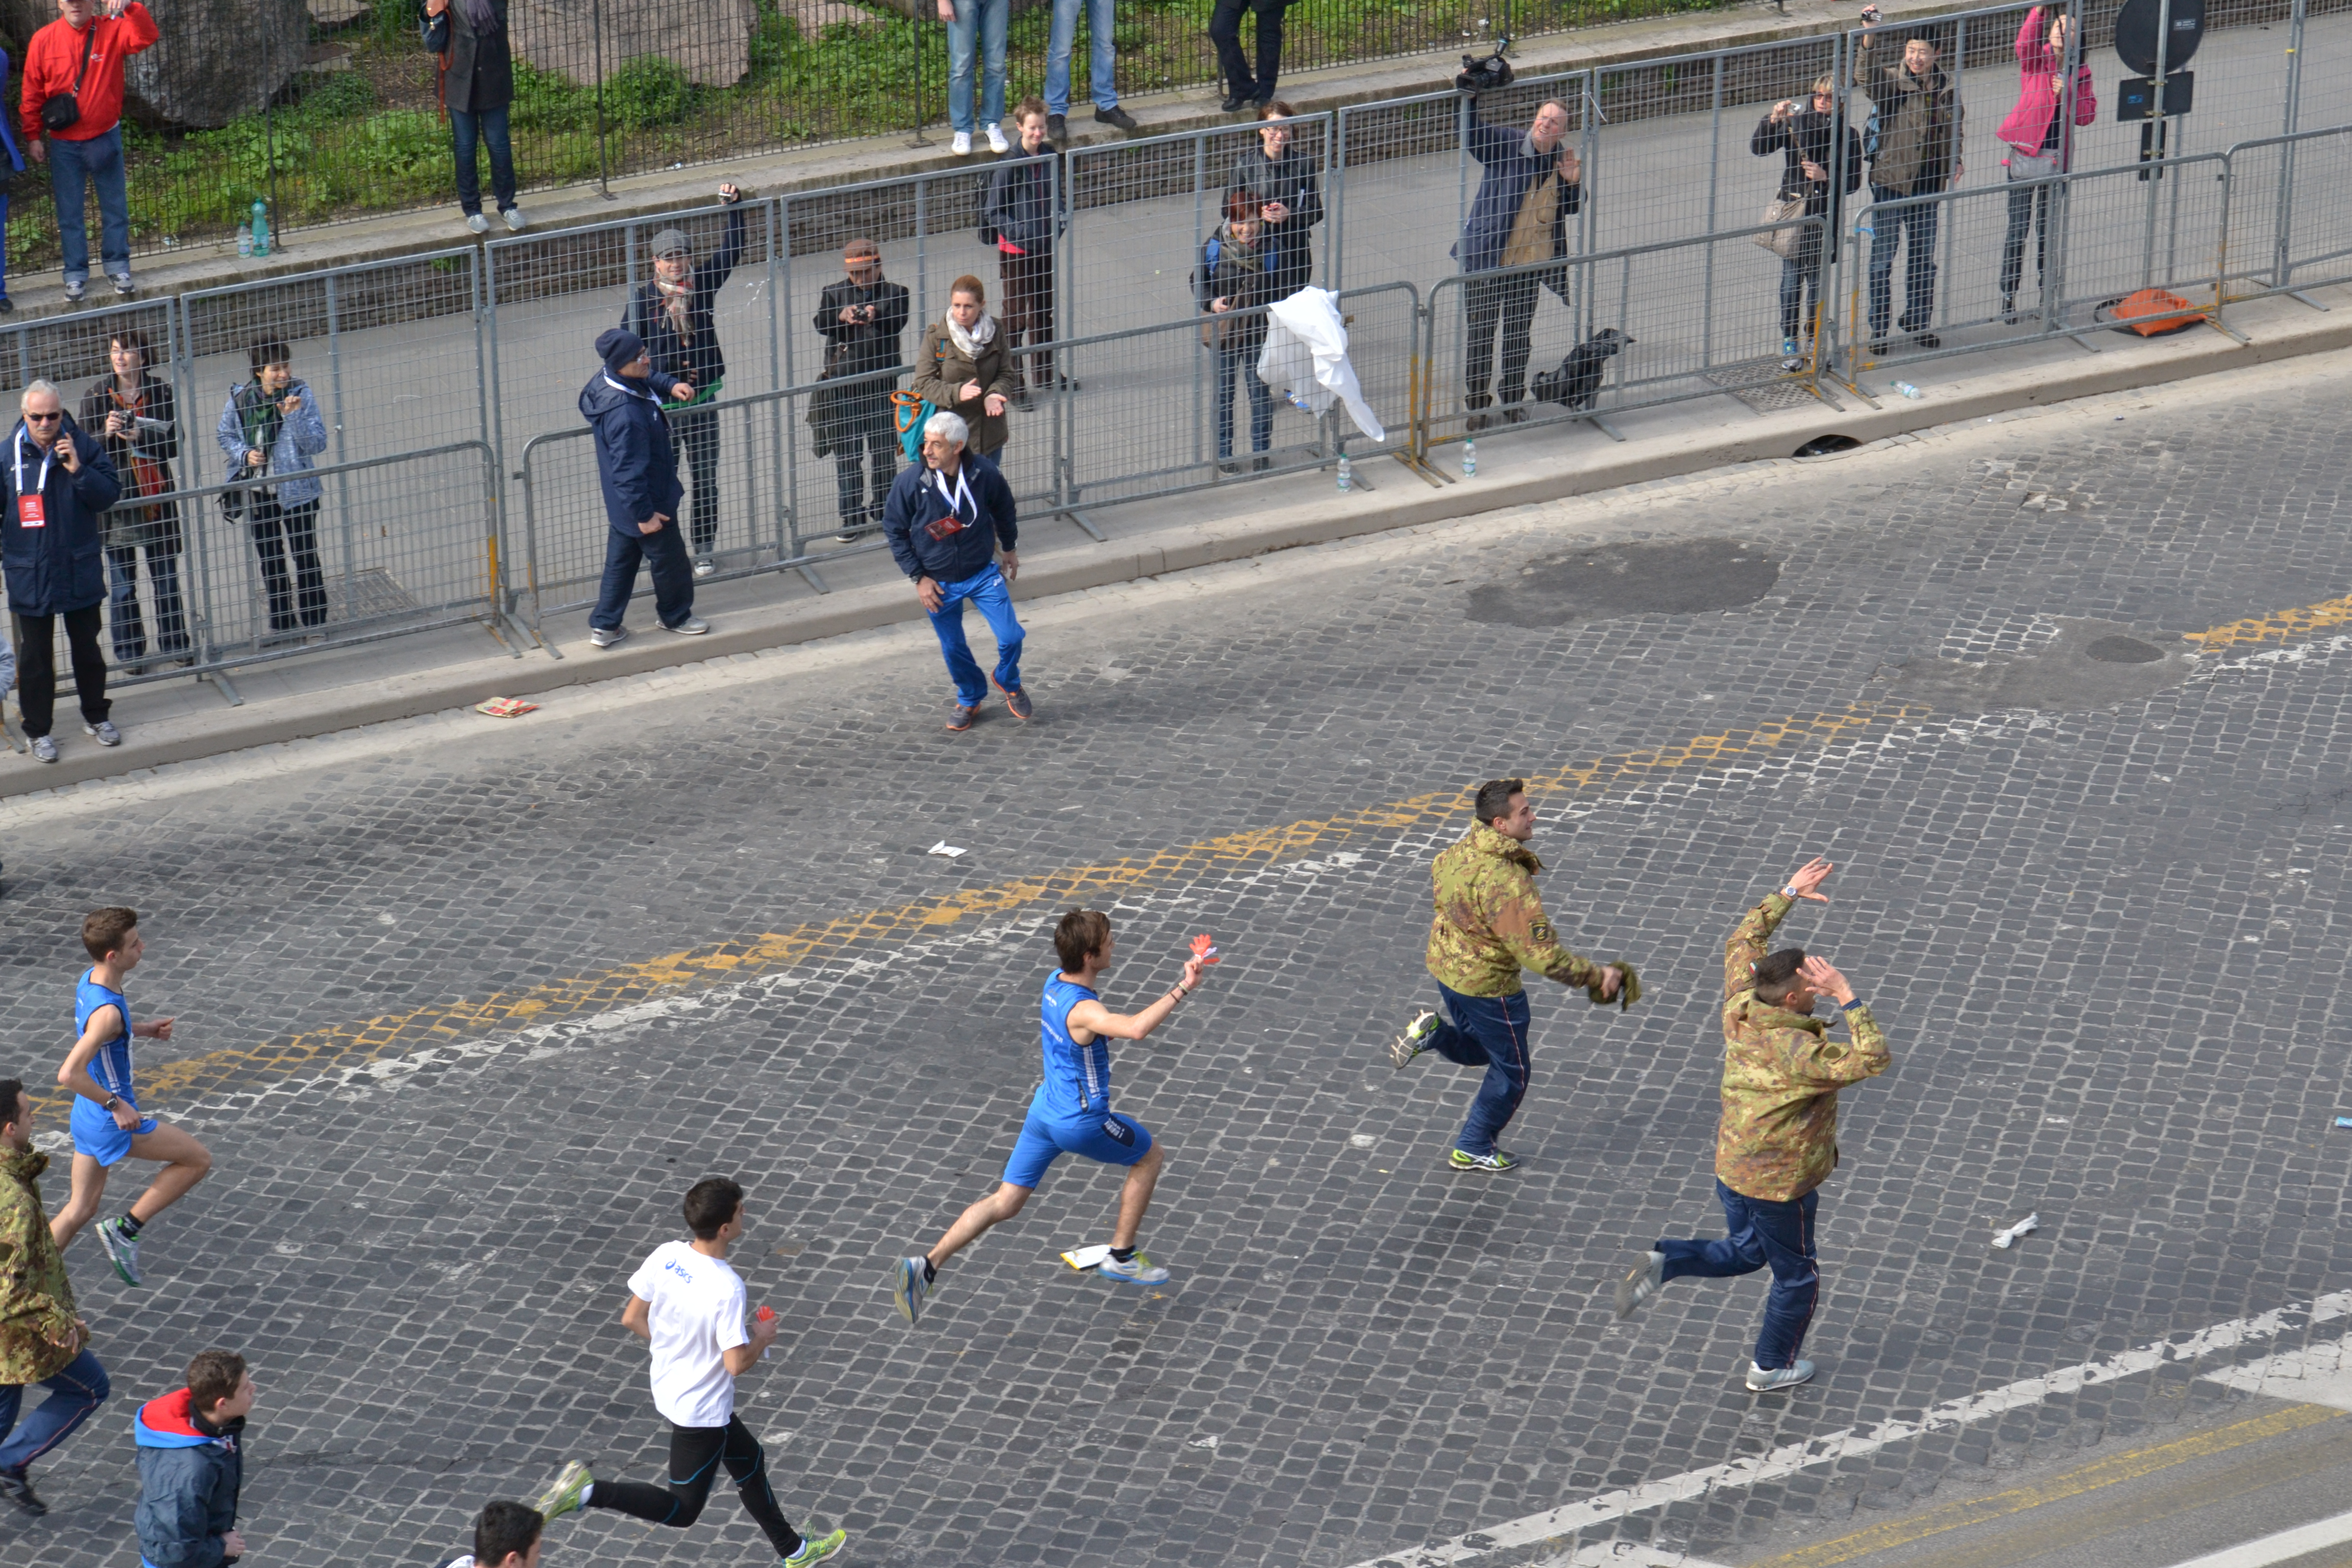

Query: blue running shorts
left=69, top=1095, right=156, bottom=1168
left=1001, top=1105, right=1154, bottom=1190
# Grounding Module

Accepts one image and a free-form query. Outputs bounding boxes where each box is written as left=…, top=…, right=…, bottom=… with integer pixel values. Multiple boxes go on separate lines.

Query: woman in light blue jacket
left=215, top=339, right=329, bottom=638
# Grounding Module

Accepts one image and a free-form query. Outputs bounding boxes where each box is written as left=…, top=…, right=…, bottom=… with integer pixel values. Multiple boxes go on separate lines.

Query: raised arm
left=1066, top=956, right=1208, bottom=1042
left=1771, top=955, right=1890, bottom=1087
left=1726, top=857, right=1833, bottom=997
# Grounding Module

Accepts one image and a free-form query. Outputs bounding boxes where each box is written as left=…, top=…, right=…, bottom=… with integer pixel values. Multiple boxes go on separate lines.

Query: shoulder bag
left=40, top=22, right=98, bottom=135
left=1755, top=190, right=1807, bottom=259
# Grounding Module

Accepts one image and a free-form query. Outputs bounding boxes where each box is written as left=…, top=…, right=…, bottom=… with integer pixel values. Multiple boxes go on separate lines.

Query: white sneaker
left=83, top=719, right=121, bottom=747
left=1099, top=1252, right=1170, bottom=1286
left=1746, top=1359, right=1816, bottom=1393
left=30, top=734, right=57, bottom=763
left=986, top=124, right=1010, bottom=154
left=589, top=625, right=628, bottom=649
left=666, top=616, right=710, bottom=635
left=465, top=212, right=490, bottom=235
left=693, top=558, right=717, bottom=579
left=951, top=131, right=972, bottom=156
left=502, top=207, right=526, bottom=231
left=1614, top=1250, right=1664, bottom=1319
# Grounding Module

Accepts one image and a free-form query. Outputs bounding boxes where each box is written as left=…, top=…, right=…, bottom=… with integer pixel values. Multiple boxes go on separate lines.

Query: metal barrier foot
left=1060, top=507, right=1108, bottom=543
left=2288, top=291, right=2331, bottom=312
left=795, top=563, right=831, bottom=595
left=198, top=670, right=243, bottom=708
left=1585, top=414, right=1628, bottom=443
left=1391, top=452, right=1454, bottom=488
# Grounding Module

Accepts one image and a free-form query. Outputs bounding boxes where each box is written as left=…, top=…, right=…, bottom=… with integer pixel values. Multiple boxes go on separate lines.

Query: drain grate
left=1705, top=358, right=1823, bottom=413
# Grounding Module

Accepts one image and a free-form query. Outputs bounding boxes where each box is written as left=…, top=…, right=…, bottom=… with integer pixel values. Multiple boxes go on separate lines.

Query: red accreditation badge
left=16, top=493, right=43, bottom=528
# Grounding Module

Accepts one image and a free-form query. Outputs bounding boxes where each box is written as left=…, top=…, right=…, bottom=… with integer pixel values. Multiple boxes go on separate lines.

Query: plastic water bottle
left=235, top=223, right=252, bottom=259
left=1892, top=381, right=1923, bottom=400
left=1462, top=437, right=1477, bottom=478
left=1336, top=454, right=1352, bottom=493
left=250, top=200, right=271, bottom=259
left=754, top=1304, right=775, bottom=1360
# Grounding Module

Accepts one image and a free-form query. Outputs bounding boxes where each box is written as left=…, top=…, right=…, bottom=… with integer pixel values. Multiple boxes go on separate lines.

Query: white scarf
left=945, top=311, right=998, bottom=358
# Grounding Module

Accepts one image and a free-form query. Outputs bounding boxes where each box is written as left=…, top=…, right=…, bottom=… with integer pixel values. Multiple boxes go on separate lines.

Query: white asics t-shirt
left=627, top=1240, right=749, bottom=1429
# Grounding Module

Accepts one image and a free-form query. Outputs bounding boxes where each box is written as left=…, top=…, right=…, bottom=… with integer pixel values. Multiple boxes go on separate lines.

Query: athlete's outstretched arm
left=1068, top=955, right=1208, bottom=1041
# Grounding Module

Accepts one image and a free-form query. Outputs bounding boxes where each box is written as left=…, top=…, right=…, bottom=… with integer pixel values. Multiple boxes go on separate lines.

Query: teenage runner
left=52, top=906, right=211, bottom=1286
left=892, top=909, right=1210, bottom=1324
left=532, top=1177, right=845, bottom=1567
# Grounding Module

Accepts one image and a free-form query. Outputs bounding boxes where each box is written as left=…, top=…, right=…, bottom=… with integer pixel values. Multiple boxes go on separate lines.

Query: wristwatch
left=102, top=1094, right=120, bottom=1111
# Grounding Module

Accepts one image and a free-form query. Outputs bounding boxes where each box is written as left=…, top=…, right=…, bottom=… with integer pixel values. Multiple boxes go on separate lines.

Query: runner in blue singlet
left=54, top=907, right=213, bottom=1288
left=891, top=909, right=1210, bottom=1325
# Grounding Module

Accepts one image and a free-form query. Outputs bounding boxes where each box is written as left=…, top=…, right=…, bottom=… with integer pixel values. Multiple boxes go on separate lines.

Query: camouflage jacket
left=1426, top=821, right=1603, bottom=997
left=0, top=1146, right=80, bottom=1385
left=1716, top=891, right=1891, bottom=1202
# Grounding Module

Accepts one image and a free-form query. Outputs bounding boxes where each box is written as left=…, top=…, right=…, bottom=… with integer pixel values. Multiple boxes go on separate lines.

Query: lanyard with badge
left=13, top=427, right=54, bottom=529
left=922, top=465, right=976, bottom=542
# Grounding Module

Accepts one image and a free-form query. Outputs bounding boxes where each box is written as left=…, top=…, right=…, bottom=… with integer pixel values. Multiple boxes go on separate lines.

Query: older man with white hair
left=880, top=409, right=1027, bottom=732
left=0, top=378, right=120, bottom=763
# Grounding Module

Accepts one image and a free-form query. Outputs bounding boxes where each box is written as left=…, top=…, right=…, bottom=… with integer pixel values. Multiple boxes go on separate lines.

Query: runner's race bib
left=16, top=494, right=43, bottom=528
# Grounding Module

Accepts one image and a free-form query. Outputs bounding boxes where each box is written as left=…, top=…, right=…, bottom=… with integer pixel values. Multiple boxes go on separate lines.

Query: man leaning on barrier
left=1452, top=94, right=1583, bottom=432
left=1854, top=7, right=1964, bottom=353
left=582, top=327, right=706, bottom=650
left=624, top=183, right=747, bottom=580
left=812, top=237, right=909, bottom=544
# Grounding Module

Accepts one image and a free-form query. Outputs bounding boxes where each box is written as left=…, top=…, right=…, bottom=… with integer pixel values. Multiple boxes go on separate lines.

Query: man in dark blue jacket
left=881, top=409, right=1027, bottom=732
left=133, top=1348, right=251, bottom=1568
left=625, top=183, right=746, bottom=576
left=1, top=380, right=121, bottom=763
left=1453, top=98, right=1584, bottom=430
left=580, top=329, right=705, bottom=650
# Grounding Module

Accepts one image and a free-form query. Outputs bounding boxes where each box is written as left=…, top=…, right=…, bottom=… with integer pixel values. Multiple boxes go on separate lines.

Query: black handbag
left=40, top=24, right=96, bottom=135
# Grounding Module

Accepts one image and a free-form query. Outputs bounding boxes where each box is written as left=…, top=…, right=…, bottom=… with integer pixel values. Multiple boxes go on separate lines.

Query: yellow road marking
left=91, top=701, right=1920, bottom=1113
left=2184, top=594, right=2352, bottom=650
left=1748, top=1403, right=2344, bottom=1568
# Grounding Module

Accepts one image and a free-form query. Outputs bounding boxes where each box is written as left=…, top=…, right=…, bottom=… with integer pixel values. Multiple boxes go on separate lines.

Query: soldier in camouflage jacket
left=1390, top=778, right=1632, bottom=1174
left=0, top=1079, right=110, bottom=1515
left=1611, top=858, right=1889, bottom=1394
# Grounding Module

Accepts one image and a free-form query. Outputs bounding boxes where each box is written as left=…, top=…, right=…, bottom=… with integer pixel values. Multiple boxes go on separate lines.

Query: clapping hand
left=1798, top=954, right=1856, bottom=1005
left=1782, top=856, right=1835, bottom=902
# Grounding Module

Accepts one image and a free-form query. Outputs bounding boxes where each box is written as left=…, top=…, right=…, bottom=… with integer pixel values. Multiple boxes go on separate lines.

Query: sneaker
left=63, top=279, right=84, bottom=304
left=1100, top=1252, right=1170, bottom=1285
left=97, top=1215, right=142, bottom=1285
left=84, top=719, right=120, bottom=747
left=1614, top=1250, right=1665, bottom=1320
left=1746, top=1359, right=1816, bottom=1393
left=1913, top=331, right=1942, bottom=350
left=1095, top=105, right=1139, bottom=131
left=783, top=1529, right=850, bottom=1566
left=2000, top=292, right=2019, bottom=325
left=0, top=1467, right=46, bottom=1516
left=503, top=207, right=526, bottom=231
left=665, top=615, right=710, bottom=635
left=30, top=734, right=56, bottom=763
left=1781, top=336, right=1803, bottom=373
left=589, top=625, right=629, bottom=649
left=111, top=274, right=134, bottom=298
left=532, top=1459, right=594, bottom=1522
left=993, top=675, right=1031, bottom=720
left=693, top=557, right=717, bottom=579
left=945, top=703, right=978, bottom=732
left=986, top=124, right=1010, bottom=154
left=1388, top=1009, right=1438, bottom=1069
left=893, top=1257, right=933, bottom=1325
left=465, top=212, right=490, bottom=235
left=1046, top=112, right=1067, bottom=142
left=951, top=130, right=973, bottom=156
left=1447, top=1147, right=1520, bottom=1173
left=0, top=296, right=15, bottom=313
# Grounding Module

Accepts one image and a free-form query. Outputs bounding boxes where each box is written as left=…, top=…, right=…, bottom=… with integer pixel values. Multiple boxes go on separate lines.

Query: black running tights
left=586, top=1414, right=802, bottom=1555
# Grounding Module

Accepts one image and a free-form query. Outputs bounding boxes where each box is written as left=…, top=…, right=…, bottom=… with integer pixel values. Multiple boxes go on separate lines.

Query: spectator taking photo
left=624, top=184, right=748, bottom=578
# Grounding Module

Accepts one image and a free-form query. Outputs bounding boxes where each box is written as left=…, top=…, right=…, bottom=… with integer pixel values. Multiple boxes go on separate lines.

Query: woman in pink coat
left=1996, top=6, right=2096, bottom=320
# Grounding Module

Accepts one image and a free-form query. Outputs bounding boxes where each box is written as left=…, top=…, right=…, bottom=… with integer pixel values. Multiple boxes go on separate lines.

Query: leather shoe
left=1046, top=112, right=1067, bottom=142
left=1913, top=331, right=1941, bottom=349
left=1094, top=105, right=1138, bottom=131
left=1221, top=91, right=1251, bottom=112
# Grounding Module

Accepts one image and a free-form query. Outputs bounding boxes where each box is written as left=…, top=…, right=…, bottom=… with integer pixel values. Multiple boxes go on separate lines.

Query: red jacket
left=18, top=4, right=157, bottom=145
left=1995, top=5, right=2097, bottom=164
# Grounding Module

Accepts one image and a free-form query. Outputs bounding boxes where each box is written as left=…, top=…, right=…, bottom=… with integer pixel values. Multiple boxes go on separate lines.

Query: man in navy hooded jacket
left=881, top=408, right=1027, bottom=732
left=579, top=327, right=705, bottom=649
left=1, top=379, right=120, bottom=763
left=133, top=1348, right=251, bottom=1568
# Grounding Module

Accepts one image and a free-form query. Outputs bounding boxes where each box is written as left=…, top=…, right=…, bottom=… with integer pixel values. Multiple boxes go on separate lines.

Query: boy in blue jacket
left=879, top=408, right=1027, bottom=731
left=134, top=1349, right=252, bottom=1568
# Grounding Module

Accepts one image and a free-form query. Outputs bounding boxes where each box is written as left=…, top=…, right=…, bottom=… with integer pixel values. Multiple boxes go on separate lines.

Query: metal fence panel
left=2222, top=125, right=2352, bottom=300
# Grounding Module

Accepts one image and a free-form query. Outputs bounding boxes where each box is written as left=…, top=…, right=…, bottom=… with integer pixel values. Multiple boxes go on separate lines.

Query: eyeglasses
left=23, top=411, right=61, bottom=423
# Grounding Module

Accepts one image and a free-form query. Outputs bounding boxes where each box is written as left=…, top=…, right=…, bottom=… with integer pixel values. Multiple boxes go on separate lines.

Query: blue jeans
left=946, top=0, right=1010, bottom=135
left=107, top=542, right=189, bottom=661
left=590, top=522, right=695, bottom=633
left=0, top=1347, right=109, bottom=1475
left=1659, top=1179, right=1821, bottom=1371
left=926, top=563, right=1023, bottom=706
left=1425, top=982, right=1533, bottom=1157
left=450, top=105, right=517, bottom=217
left=1045, top=0, right=1118, bottom=114
left=1215, top=340, right=1275, bottom=460
left=48, top=126, right=130, bottom=285
left=1866, top=183, right=1941, bottom=339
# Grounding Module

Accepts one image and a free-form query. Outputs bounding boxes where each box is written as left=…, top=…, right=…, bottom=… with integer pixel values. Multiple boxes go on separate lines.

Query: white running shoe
left=951, top=131, right=972, bottom=156
left=465, top=212, right=490, bottom=235
left=1099, top=1252, right=1170, bottom=1286
left=503, top=207, right=526, bottom=231
left=1614, top=1250, right=1664, bottom=1319
left=986, top=124, right=1010, bottom=154
left=1388, top=1009, right=1437, bottom=1068
left=666, top=615, right=710, bottom=635
left=1746, top=1359, right=1816, bottom=1393
left=589, top=625, right=628, bottom=649
left=893, top=1257, right=933, bottom=1325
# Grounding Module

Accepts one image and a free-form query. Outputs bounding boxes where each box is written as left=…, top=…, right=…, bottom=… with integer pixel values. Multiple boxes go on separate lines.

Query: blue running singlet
left=1036, top=972, right=1109, bottom=1118
left=75, top=969, right=135, bottom=1104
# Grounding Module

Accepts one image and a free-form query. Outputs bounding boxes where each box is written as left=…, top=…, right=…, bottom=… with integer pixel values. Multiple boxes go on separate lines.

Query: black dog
left=1531, top=328, right=1634, bottom=411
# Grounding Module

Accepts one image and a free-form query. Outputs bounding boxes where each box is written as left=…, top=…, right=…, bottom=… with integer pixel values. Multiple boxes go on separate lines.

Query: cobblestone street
left=6, top=358, right=2352, bottom=1568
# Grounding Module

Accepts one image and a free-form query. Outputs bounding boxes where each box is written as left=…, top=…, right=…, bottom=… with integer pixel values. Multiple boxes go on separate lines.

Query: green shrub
left=604, top=56, right=698, bottom=131
left=510, top=60, right=591, bottom=134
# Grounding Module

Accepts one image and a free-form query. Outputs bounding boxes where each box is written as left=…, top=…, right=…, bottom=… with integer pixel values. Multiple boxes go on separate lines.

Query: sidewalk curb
left=8, top=300, right=2345, bottom=799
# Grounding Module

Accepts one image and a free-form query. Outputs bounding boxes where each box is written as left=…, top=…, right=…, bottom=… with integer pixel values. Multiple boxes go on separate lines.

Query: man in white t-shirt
left=527, top=1178, right=846, bottom=1567
left=433, top=1499, right=543, bottom=1568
